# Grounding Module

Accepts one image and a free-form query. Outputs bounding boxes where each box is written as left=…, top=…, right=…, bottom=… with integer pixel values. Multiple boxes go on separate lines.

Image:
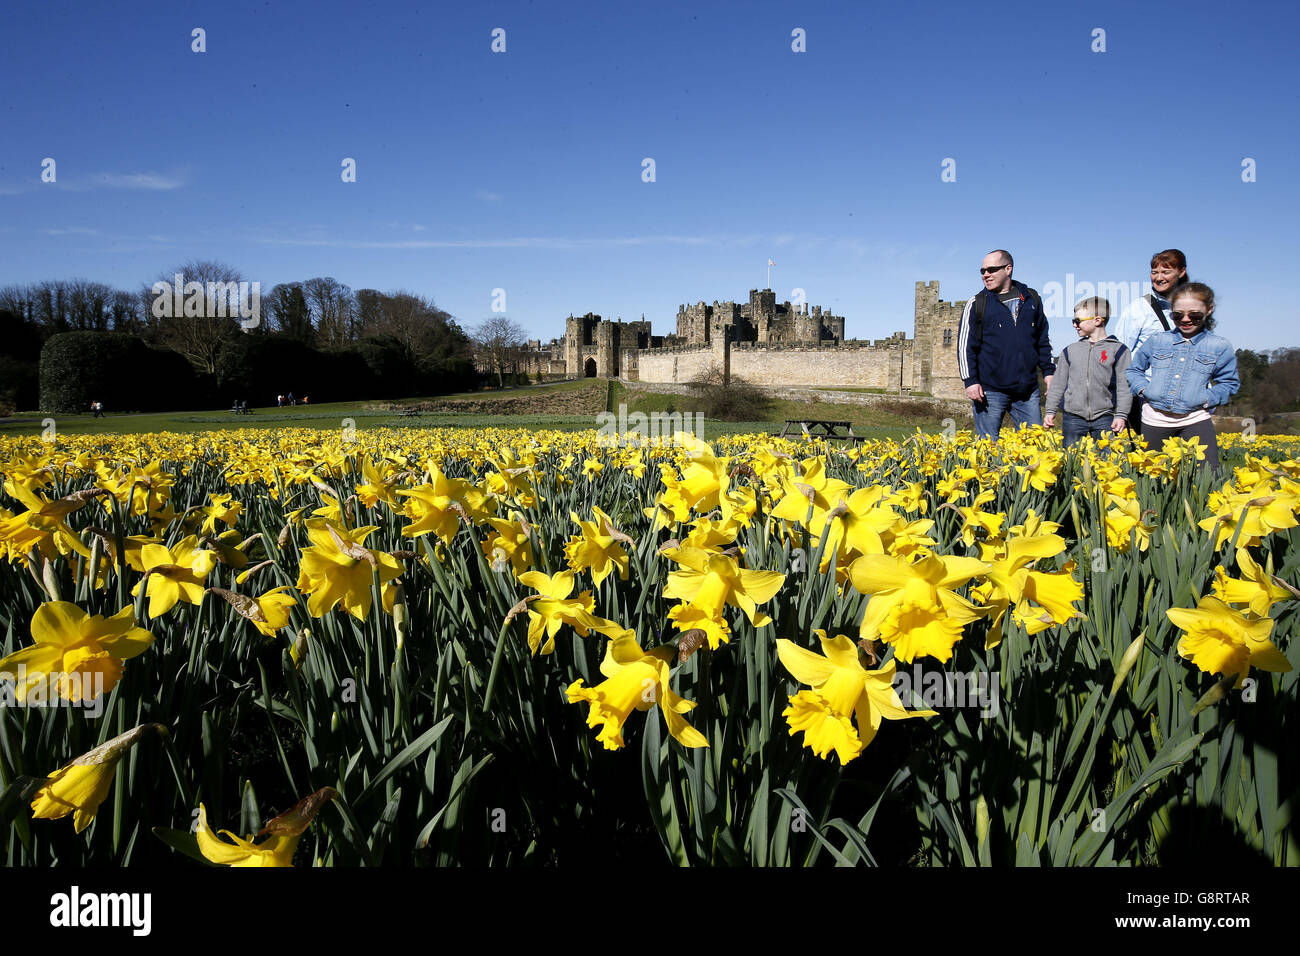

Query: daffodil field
left=1, top=424, right=1297, bottom=866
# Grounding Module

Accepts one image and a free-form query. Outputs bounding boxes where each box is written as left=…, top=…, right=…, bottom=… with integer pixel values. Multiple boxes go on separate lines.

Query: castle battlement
left=555, top=281, right=969, bottom=400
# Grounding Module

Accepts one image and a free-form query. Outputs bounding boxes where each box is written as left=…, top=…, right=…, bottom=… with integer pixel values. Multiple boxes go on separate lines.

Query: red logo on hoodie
left=1101, top=349, right=1108, bottom=363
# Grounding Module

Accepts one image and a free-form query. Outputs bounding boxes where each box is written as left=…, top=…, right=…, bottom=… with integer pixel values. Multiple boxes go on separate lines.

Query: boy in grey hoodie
left=1044, top=297, right=1131, bottom=447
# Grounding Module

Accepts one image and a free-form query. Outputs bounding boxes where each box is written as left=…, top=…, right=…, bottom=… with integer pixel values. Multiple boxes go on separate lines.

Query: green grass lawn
left=610, top=382, right=948, bottom=441
left=1, top=379, right=948, bottom=442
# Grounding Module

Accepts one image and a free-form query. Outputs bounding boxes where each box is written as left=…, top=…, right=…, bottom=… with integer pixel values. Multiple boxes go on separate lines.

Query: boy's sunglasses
left=1170, top=311, right=1208, bottom=322
left=1072, top=316, right=1101, bottom=325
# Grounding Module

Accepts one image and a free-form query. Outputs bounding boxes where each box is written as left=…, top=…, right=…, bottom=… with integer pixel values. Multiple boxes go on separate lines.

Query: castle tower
left=913, top=282, right=936, bottom=395
left=596, top=319, right=615, bottom=378
left=710, top=313, right=730, bottom=384
left=913, top=281, right=967, bottom=399
left=677, top=301, right=712, bottom=345
left=565, top=315, right=582, bottom=377
left=828, top=314, right=845, bottom=342
left=793, top=298, right=818, bottom=344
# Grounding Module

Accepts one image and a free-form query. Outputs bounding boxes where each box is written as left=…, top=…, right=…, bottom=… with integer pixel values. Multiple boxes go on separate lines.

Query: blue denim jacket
left=1125, top=329, right=1239, bottom=415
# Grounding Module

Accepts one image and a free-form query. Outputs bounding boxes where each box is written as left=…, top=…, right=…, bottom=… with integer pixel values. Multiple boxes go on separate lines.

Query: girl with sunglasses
left=1124, top=282, right=1239, bottom=471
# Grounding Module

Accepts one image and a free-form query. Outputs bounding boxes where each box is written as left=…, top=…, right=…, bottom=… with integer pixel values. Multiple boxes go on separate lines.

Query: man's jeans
left=1062, top=412, right=1111, bottom=448
left=972, top=388, right=1041, bottom=441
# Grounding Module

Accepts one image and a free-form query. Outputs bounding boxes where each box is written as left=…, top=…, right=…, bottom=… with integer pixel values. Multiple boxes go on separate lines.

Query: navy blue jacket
left=957, top=280, right=1056, bottom=395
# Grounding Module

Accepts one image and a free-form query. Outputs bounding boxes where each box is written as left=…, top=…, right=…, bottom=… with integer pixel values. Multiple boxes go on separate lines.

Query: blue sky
left=1, top=0, right=1297, bottom=352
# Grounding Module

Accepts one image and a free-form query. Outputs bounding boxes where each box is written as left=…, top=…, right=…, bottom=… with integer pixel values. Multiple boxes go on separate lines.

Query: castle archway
left=584, top=358, right=597, bottom=377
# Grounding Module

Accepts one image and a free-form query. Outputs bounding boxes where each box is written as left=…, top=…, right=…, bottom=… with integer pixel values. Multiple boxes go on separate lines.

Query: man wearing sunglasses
left=958, top=250, right=1055, bottom=441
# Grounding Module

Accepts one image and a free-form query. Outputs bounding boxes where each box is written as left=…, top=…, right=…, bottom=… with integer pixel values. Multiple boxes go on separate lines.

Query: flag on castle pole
left=766, top=258, right=774, bottom=290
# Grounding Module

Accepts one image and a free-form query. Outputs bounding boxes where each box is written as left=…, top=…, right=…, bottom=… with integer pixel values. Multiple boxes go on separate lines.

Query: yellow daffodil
left=1167, top=595, right=1290, bottom=687
left=1017, top=451, right=1064, bottom=492
left=1105, top=498, right=1154, bottom=553
left=0, top=602, right=153, bottom=702
left=193, top=787, right=338, bottom=867
left=482, top=515, right=535, bottom=575
left=566, top=630, right=707, bottom=751
left=206, top=585, right=299, bottom=637
left=1211, top=548, right=1294, bottom=616
left=666, top=601, right=732, bottom=651
left=130, top=535, right=218, bottom=618
left=953, top=489, right=1005, bottom=547
left=397, top=467, right=475, bottom=547
left=30, top=724, right=166, bottom=833
left=199, top=492, right=242, bottom=534
left=295, top=520, right=404, bottom=619
left=889, top=481, right=929, bottom=515
left=770, top=457, right=852, bottom=530
left=195, top=804, right=299, bottom=867
left=94, top=459, right=175, bottom=516
left=563, top=507, right=631, bottom=585
left=849, top=552, right=988, bottom=663
left=514, top=570, right=620, bottom=655
left=810, top=485, right=898, bottom=565
left=645, top=485, right=692, bottom=531
left=970, top=534, right=1071, bottom=649
left=1200, top=490, right=1300, bottom=550
left=662, top=545, right=785, bottom=629
left=777, top=631, right=935, bottom=765
left=354, top=456, right=406, bottom=509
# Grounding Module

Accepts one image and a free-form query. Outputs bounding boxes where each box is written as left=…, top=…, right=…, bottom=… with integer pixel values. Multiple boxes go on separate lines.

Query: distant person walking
left=1125, top=281, right=1238, bottom=471
left=958, top=250, right=1055, bottom=441
left=1114, top=249, right=1190, bottom=427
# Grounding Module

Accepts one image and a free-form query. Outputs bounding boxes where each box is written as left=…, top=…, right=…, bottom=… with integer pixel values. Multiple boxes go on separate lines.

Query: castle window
left=943, top=328, right=953, bottom=346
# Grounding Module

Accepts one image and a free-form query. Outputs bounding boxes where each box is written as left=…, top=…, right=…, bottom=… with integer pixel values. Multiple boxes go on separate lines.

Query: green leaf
left=354, top=714, right=455, bottom=807
left=1253, top=740, right=1279, bottom=862
left=774, top=788, right=857, bottom=867
left=152, top=826, right=213, bottom=866
left=1015, top=831, right=1041, bottom=866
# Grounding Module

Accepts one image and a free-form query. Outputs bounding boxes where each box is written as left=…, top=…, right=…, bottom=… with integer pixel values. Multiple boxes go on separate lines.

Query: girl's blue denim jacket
left=1125, top=329, right=1239, bottom=415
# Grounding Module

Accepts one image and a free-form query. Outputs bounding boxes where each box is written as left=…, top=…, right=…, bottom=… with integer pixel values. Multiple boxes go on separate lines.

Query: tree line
left=0, top=259, right=490, bottom=414
left=1227, top=347, right=1300, bottom=425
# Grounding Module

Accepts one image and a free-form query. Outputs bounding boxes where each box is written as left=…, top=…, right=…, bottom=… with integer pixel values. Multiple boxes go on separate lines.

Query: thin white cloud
left=45, top=171, right=188, bottom=192
left=475, top=190, right=504, bottom=202
left=250, top=232, right=764, bottom=250
left=37, top=226, right=173, bottom=245
left=94, top=171, right=186, bottom=190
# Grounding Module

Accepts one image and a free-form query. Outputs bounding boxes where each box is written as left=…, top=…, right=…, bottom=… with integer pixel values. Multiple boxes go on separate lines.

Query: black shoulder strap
left=1146, top=294, right=1171, bottom=331
left=974, top=290, right=986, bottom=351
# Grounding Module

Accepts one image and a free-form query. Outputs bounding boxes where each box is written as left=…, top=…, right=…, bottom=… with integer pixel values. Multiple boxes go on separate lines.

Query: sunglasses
left=1170, top=310, right=1209, bottom=322
left=1072, top=316, right=1101, bottom=325
left=979, top=264, right=1010, bottom=275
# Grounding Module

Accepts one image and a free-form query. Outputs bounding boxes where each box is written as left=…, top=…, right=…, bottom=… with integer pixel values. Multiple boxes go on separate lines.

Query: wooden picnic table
left=778, top=419, right=862, bottom=441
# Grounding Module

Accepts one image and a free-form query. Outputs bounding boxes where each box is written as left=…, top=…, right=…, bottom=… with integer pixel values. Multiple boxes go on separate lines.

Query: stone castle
left=517, top=282, right=968, bottom=400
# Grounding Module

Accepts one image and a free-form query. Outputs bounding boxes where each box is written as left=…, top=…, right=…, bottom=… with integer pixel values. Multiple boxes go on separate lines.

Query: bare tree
left=303, top=277, right=356, bottom=349
left=151, top=259, right=246, bottom=375
left=472, top=316, right=529, bottom=387
left=266, top=282, right=313, bottom=342
left=109, top=289, right=144, bottom=333
left=686, top=362, right=772, bottom=421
